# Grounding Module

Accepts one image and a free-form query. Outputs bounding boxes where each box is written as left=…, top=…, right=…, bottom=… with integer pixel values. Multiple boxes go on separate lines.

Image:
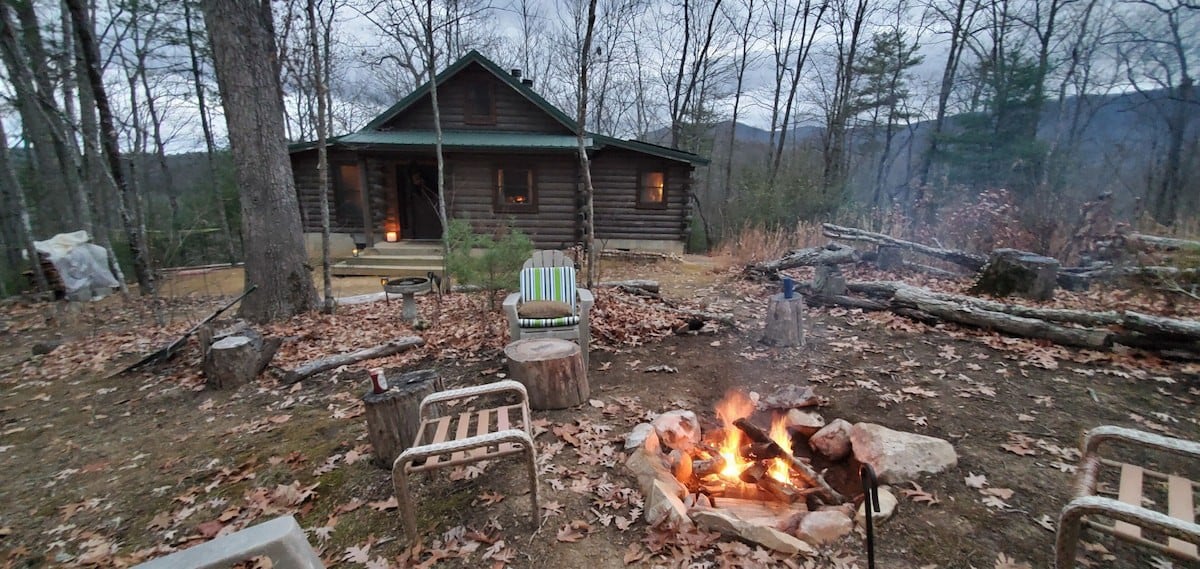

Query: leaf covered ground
left=0, top=257, right=1197, bottom=568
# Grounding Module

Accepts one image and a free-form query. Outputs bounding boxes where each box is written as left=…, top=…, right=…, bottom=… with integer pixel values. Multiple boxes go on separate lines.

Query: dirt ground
left=0, top=256, right=1197, bottom=568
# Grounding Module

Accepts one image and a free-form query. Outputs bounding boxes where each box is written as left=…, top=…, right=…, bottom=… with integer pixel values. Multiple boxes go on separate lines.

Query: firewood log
left=733, top=418, right=846, bottom=504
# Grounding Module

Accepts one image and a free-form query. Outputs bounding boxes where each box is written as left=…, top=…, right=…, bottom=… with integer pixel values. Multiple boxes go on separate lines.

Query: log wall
left=292, top=148, right=368, bottom=235
left=379, top=64, right=571, bottom=134
left=590, top=148, right=691, bottom=243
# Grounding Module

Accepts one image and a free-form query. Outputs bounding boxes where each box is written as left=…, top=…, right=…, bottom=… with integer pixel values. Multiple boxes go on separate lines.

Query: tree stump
left=364, top=369, right=443, bottom=469
left=504, top=338, right=588, bottom=410
left=203, top=324, right=281, bottom=390
left=762, top=293, right=806, bottom=347
left=971, top=248, right=1060, bottom=300
left=876, top=245, right=903, bottom=270
left=814, top=264, right=847, bottom=296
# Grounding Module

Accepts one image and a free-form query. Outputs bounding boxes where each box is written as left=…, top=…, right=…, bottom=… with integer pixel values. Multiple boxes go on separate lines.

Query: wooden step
left=330, top=264, right=445, bottom=278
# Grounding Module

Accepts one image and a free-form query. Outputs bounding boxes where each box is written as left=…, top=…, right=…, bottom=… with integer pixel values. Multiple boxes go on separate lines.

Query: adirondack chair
left=502, top=250, right=594, bottom=367
left=1055, top=426, right=1199, bottom=567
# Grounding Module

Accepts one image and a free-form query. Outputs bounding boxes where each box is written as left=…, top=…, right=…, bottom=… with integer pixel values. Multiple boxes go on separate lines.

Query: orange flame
left=712, top=390, right=794, bottom=486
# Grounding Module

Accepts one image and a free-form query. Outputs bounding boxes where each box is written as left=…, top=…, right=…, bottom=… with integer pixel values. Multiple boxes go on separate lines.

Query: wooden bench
left=1055, top=426, right=1200, bottom=567
left=391, top=380, right=540, bottom=540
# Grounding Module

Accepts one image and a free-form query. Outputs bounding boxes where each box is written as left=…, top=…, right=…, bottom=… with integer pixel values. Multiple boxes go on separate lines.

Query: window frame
left=331, top=161, right=365, bottom=227
left=464, top=81, right=497, bottom=125
left=636, top=168, right=668, bottom=210
left=492, top=165, right=538, bottom=213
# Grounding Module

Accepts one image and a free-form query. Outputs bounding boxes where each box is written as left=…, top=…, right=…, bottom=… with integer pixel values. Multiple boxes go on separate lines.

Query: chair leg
left=526, top=444, right=541, bottom=527
left=393, top=462, right=418, bottom=541
left=1055, top=507, right=1084, bottom=569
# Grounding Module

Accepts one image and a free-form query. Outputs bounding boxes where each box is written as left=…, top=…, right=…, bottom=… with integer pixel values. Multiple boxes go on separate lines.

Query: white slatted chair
left=392, top=380, right=539, bottom=540
left=1055, top=426, right=1200, bottom=567
left=502, top=250, right=593, bottom=367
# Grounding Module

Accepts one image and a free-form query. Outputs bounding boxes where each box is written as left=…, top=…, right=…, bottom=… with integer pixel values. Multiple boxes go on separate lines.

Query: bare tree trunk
left=202, top=0, right=318, bottom=322
left=67, top=0, right=155, bottom=295
left=183, top=0, right=238, bottom=263
left=0, top=119, right=47, bottom=293
left=915, top=0, right=976, bottom=195
left=424, top=0, right=450, bottom=263
left=577, top=0, right=599, bottom=288
left=307, top=0, right=334, bottom=314
left=722, top=0, right=755, bottom=202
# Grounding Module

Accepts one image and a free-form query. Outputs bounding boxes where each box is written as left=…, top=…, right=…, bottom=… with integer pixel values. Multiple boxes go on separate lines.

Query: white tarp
left=33, top=231, right=120, bottom=295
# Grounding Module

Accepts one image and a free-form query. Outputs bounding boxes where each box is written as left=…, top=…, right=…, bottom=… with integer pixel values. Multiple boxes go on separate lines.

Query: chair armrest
left=1059, top=495, right=1200, bottom=546
left=418, top=380, right=529, bottom=418
left=577, top=287, right=594, bottom=304
left=503, top=292, right=521, bottom=317
left=1082, top=425, right=1200, bottom=461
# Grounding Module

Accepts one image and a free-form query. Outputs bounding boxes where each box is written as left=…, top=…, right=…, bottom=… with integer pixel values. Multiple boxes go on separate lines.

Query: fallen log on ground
left=114, top=285, right=258, bottom=377
left=1060, top=264, right=1200, bottom=282
left=663, top=306, right=736, bottom=326
left=281, top=336, right=424, bottom=384
left=1126, top=233, right=1200, bottom=253
left=1122, top=311, right=1200, bottom=341
left=891, top=286, right=1114, bottom=350
left=745, top=242, right=860, bottom=278
left=823, top=223, right=987, bottom=271
left=596, top=280, right=660, bottom=293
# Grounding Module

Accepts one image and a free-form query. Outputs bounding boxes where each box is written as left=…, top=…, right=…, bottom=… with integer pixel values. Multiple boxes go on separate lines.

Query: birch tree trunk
left=202, top=0, right=318, bottom=322
left=307, top=0, right=334, bottom=314
left=577, top=0, right=599, bottom=288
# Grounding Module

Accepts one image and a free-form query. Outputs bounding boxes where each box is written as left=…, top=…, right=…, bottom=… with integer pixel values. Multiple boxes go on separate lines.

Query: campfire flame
left=713, top=390, right=793, bottom=485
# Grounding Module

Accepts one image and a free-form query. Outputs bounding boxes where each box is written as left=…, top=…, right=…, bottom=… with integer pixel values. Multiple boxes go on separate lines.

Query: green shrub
left=444, top=219, right=533, bottom=309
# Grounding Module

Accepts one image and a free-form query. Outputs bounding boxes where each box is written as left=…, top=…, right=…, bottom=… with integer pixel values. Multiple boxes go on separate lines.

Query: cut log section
left=204, top=330, right=281, bottom=390
left=762, top=293, right=806, bottom=347
left=970, top=249, right=1060, bottom=300
left=281, top=336, right=425, bottom=384
left=504, top=338, right=589, bottom=410
left=363, top=369, right=443, bottom=469
left=596, top=280, right=661, bottom=293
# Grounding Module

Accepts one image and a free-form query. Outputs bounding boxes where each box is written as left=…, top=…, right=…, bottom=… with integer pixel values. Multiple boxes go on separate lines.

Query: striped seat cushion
left=518, top=267, right=578, bottom=329
left=517, top=315, right=582, bottom=328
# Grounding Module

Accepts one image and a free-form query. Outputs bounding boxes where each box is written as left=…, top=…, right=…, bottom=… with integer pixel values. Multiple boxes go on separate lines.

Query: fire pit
left=383, top=277, right=431, bottom=322
left=625, top=388, right=958, bottom=554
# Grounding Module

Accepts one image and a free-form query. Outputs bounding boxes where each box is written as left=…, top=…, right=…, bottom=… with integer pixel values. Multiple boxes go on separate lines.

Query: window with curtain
left=494, top=167, right=535, bottom=212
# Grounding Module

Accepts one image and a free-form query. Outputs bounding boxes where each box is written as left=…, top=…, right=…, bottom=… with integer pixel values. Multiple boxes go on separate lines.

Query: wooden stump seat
left=392, top=380, right=540, bottom=540
left=1055, top=426, right=1200, bottom=567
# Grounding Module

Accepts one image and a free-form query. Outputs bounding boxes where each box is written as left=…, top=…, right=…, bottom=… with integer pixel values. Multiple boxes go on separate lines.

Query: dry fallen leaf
left=368, top=497, right=398, bottom=511
left=965, top=473, right=988, bottom=489
left=994, top=552, right=1032, bottom=569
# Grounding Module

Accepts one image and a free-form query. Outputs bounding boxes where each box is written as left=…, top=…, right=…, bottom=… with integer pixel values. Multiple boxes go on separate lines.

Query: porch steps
left=330, top=242, right=446, bottom=277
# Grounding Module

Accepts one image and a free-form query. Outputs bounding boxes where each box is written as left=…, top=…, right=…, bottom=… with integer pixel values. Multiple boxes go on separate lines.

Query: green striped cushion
left=517, top=315, right=582, bottom=328
left=519, top=267, right=577, bottom=312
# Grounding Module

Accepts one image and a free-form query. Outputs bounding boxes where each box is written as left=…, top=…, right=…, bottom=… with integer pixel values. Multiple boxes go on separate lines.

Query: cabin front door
left=397, top=162, right=443, bottom=240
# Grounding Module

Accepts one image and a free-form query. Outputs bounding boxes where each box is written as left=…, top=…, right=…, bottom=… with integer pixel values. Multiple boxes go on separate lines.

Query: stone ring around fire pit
left=624, top=390, right=958, bottom=555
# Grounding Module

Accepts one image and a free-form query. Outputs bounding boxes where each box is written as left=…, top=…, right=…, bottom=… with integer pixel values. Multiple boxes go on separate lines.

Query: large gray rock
left=652, top=410, right=700, bottom=452
left=850, top=423, right=957, bottom=484
left=809, top=418, right=853, bottom=460
left=626, top=447, right=686, bottom=499
left=759, top=384, right=820, bottom=410
left=784, top=409, right=825, bottom=437
left=625, top=423, right=655, bottom=450
left=691, top=509, right=816, bottom=555
left=796, top=510, right=854, bottom=545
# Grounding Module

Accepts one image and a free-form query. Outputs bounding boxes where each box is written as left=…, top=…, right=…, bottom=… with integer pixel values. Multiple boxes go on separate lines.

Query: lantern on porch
left=385, top=231, right=399, bottom=242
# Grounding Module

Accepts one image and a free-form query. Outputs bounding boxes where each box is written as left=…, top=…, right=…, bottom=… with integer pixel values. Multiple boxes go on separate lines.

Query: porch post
left=358, top=156, right=374, bottom=247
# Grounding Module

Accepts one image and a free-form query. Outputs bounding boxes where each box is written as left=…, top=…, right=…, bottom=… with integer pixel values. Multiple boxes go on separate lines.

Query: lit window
left=495, top=168, right=535, bottom=212
left=639, top=171, right=666, bottom=208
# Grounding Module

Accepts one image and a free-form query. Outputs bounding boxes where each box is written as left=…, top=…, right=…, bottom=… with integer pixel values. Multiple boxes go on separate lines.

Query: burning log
left=694, top=455, right=726, bottom=478
left=733, top=418, right=846, bottom=504
left=739, top=462, right=801, bottom=504
left=741, top=442, right=781, bottom=461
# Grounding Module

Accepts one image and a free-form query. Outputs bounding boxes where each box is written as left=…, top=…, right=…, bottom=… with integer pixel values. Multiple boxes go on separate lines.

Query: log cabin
left=289, top=50, right=707, bottom=276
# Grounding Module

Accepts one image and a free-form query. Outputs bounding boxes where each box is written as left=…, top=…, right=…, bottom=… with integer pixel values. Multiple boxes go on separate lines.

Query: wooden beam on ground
left=745, top=243, right=860, bottom=279
left=281, top=336, right=424, bottom=384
